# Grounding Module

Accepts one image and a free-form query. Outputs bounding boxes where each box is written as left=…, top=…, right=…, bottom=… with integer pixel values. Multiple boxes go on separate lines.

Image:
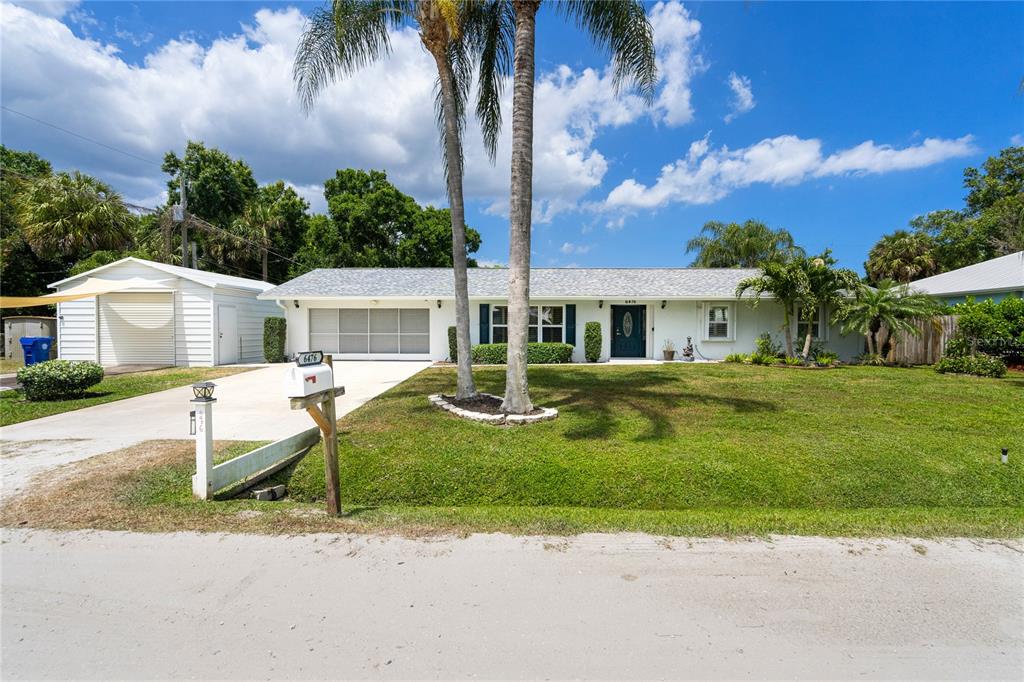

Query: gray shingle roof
left=260, top=267, right=763, bottom=300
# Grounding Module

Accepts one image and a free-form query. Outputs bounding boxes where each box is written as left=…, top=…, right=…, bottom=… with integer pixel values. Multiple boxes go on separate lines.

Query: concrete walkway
left=1, top=529, right=1020, bottom=679
left=0, top=361, right=428, bottom=493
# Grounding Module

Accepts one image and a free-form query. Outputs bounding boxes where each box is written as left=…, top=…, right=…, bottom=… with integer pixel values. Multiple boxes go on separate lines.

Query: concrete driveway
left=0, top=361, right=428, bottom=493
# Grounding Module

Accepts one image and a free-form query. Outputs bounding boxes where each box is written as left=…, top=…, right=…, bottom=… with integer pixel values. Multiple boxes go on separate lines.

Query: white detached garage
left=51, top=257, right=282, bottom=367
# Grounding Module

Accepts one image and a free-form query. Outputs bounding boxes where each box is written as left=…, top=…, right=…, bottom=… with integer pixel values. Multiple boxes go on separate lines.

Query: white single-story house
left=909, top=251, right=1024, bottom=305
left=259, top=268, right=864, bottom=363
left=51, top=257, right=283, bottom=366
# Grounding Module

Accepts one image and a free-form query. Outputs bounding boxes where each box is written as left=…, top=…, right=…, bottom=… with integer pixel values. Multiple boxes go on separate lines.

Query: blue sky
left=2, top=0, right=1021, bottom=275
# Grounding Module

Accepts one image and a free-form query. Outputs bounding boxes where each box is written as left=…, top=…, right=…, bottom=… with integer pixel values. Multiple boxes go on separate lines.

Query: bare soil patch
left=441, top=393, right=545, bottom=416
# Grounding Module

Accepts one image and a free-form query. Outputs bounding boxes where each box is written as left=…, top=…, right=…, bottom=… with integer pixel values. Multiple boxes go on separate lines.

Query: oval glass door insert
left=623, top=312, right=633, bottom=337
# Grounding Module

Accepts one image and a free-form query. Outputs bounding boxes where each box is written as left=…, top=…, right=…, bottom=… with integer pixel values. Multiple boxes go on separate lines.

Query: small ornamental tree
left=584, top=321, right=601, bottom=362
left=263, top=317, right=287, bottom=363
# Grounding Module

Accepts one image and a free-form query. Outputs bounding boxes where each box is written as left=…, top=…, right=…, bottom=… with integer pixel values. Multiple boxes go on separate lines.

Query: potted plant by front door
left=662, top=338, right=676, bottom=361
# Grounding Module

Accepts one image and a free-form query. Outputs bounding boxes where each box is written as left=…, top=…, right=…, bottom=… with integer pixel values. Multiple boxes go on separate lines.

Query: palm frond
left=555, top=0, right=658, bottom=102
left=464, top=0, right=514, bottom=162
left=293, top=0, right=411, bottom=114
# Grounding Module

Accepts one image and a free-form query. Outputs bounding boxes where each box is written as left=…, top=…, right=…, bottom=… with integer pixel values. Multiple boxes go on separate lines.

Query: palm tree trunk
left=782, top=304, right=794, bottom=357
left=430, top=44, right=477, bottom=400
left=802, top=332, right=813, bottom=360
left=865, top=332, right=875, bottom=356
left=501, top=0, right=540, bottom=415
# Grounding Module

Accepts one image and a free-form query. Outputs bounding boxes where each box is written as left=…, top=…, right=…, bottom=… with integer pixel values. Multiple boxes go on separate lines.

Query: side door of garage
left=98, top=292, right=175, bottom=365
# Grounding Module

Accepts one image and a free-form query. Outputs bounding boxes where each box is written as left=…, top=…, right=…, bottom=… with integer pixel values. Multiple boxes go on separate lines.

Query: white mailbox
left=284, top=363, right=334, bottom=398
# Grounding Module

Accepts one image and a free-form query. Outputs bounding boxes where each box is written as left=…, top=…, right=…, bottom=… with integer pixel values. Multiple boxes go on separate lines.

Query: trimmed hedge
left=584, top=321, right=601, bottom=362
left=935, top=353, right=1007, bottom=378
left=448, top=326, right=458, bottom=363
left=471, top=342, right=574, bottom=365
left=17, top=360, right=104, bottom=401
left=263, top=317, right=287, bottom=363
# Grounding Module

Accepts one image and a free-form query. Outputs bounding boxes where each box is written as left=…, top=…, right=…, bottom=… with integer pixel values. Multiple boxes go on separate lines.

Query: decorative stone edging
left=428, top=393, right=558, bottom=425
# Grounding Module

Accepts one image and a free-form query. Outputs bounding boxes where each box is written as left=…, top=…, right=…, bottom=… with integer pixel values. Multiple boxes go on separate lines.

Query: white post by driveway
left=191, top=397, right=216, bottom=500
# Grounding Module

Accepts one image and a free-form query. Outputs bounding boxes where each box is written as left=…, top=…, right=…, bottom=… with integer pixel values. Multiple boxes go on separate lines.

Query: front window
left=707, top=305, right=730, bottom=339
left=796, top=304, right=821, bottom=340
left=491, top=305, right=563, bottom=344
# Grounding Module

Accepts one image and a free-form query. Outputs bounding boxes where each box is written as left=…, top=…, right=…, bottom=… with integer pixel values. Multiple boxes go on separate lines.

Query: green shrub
left=447, top=326, right=458, bottom=363
left=755, top=332, right=783, bottom=358
left=935, top=354, right=1007, bottom=378
left=783, top=356, right=804, bottom=366
left=815, top=351, right=839, bottom=367
left=748, top=352, right=775, bottom=366
left=17, top=360, right=104, bottom=401
left=584, top=321, right=601, bottom=362
left=262, top=317, right=287, bottom=363
left=471, top=342, right=574, bottom=365
left=723, top=353, right=747, bottom=363
left=858, top=353, right=886, bottom=366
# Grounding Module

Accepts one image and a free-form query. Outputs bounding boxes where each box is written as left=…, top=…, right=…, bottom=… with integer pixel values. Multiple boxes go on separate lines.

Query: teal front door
left=612, top=305, right=645, bottom=357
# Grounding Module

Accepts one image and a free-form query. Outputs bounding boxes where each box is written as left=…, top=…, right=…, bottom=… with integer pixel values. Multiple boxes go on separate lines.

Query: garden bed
left=429, top=392, right=557, bottom=425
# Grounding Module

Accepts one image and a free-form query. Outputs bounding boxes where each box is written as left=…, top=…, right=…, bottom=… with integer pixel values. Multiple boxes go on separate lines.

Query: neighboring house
left=909, top=251, right=1024, bottom=305
left=51, top=257, right=283, bottom=367
left=259, top=268, right=863, bottom=363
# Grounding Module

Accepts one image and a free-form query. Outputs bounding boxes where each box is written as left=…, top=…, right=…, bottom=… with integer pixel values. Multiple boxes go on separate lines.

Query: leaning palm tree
left=836, top=280, right=941, bottom=357
left=796, top=253, right=860, bottom=360
left=294, top=0, right=504, bottom=400
left=16, top=171, right=134, bottom=258
left=494, top=0, right=658, bottom=414
left=736, top=259, right=809, bottom=358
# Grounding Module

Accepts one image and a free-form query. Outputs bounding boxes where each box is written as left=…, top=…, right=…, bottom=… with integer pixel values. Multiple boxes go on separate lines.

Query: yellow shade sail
left=1, top=277, right=174, bottom=309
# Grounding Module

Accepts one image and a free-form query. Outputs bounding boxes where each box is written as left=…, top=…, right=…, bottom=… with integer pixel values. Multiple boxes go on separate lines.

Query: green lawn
left=0, top=357, right=25, bottom=374
left=0, top=366, right=254, bottom=426
left=277, top=364, right=1024, bottom=536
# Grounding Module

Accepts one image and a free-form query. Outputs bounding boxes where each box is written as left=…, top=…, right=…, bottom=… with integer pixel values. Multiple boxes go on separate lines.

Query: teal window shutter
left=566, top=304, right=576, bottom=346
left=479, top=303, right=490, bottom=344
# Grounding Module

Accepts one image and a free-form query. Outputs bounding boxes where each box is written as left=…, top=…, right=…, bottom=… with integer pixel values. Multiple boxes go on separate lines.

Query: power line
left=1, top=106, right=163, bottom=168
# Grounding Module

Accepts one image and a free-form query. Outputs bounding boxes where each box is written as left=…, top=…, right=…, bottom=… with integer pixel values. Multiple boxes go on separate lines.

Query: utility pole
left=179, top=172, right=189, bottom=268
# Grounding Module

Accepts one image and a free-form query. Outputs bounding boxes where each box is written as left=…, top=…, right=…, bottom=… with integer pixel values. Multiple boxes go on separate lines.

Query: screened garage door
left=98, top=292, right=175, bottom=365
left=309, top=308, right=429, bottom=356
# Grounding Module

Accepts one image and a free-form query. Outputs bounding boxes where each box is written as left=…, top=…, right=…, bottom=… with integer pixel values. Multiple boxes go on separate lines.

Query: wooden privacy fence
left=887, top=315, right=959, bottom=365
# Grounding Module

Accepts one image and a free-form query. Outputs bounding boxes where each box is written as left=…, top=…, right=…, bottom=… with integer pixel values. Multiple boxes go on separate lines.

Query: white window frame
left=795, top=303, right=826, bottom=342
left=702, top=302, right=734, bottom=342
left=491, top=304, right=564, bottom=344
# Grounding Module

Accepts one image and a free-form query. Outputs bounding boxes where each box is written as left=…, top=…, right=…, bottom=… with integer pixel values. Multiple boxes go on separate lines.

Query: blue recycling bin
left=20, top=336, right=54, bottom=366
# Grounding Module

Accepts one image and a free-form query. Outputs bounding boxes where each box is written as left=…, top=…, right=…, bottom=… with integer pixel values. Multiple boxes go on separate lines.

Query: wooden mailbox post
left=289, top=353, right=344, bottom=515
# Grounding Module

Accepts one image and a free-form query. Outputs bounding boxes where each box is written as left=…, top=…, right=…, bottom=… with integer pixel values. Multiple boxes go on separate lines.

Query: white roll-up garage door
left=309, top=308, right=430, bottom=356
left=98, top=292, right=175, bottom=365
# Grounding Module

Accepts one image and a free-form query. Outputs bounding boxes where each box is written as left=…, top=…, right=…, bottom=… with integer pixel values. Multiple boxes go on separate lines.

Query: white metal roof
left=49, top=257, right=275, bottom=294
left=909, top=251, right=1024, bottom=296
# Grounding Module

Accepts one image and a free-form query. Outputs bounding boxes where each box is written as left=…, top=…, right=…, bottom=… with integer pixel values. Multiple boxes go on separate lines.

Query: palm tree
left=686, top=220, right=804, bottom=268
left=736, top=260, right=809, bottom=358
left=233, top=199, right=283, bottom=281
left=294, top=0, right=502, bottom=400
left=865, top=230, right=938, bottom=284
left=836, top=280, right=940, bottom=357
left=495, top=0, right=658, bottom=414
left=796, top=253, right=860, bottom=360
left=16, top=171, right=134, bottom=258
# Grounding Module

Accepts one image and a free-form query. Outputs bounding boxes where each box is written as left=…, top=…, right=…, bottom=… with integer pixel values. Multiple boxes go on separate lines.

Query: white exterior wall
left=212, top=286, right=284, bottom=364
left=53, top=260, right=277, bottom=367
left=281, top=296, right=864, bottom=363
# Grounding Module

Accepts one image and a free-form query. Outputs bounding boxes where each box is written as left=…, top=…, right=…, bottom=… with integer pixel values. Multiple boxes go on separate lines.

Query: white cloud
left=606, top=133, right=976, bottom=210
left=1011, top=134, right=1024, bottom=146
left=648, top=0, right=704, bottom=126
left=723, top=72, right=754, bottom=123
left=560, top=242, right=591, bottom=255
left=7, top=0, right=79, bottom=17
left=0, top=1, right=709, bottom=224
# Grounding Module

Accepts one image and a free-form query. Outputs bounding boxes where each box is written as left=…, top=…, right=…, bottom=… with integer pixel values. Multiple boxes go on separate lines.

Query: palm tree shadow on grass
left=539, top=370, right=779, bottom=442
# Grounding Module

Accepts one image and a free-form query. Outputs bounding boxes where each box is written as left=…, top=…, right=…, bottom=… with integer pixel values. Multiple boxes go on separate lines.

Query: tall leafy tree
left=797, top=252, right=859, bottom=359
left=490, top=0, right=657, bottom=414
left=865, top=229, right=938, bottom=284
left=233, top=199, right=284, bottom=281
left=15, top=171, right=134, bottom=257
left=294, top=0, right=501, bottom=401
left=686, top=220, right=804, bottom=268
left=162, top=142, right=258, bottom=229
left=836, top=280, right=940, bottom=357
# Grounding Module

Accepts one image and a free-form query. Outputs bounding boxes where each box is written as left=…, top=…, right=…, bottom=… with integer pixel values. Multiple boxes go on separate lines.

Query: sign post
left=286, top=352, right=343, bottom=515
